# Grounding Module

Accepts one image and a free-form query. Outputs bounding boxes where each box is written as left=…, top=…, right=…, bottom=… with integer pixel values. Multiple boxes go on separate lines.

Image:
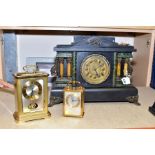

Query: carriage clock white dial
left=66, top=93, right=80, bottom=108
left=64, top=91, right=83, bottom=116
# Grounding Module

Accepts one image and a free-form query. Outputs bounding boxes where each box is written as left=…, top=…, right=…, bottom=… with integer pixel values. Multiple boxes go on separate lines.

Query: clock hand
left=94, top=68, right=100, bottom=77
left=30, top=85, right=35, bottom=96
left=98, top=64, right=104, bottom=68
left=31, top=89, right=34, bottom=96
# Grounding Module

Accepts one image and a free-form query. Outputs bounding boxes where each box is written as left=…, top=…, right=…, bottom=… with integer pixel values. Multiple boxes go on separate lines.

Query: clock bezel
left=22, top=80, right=42, bottom=100
left=66, top=93, right=81, bottom=108
left=80, top=54, right=110, bottom=84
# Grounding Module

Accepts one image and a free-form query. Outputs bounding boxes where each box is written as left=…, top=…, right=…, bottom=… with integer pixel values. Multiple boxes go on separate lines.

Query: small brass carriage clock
left=64, top=81, right=84, bottom=117
left=13, top=65, right=51, bottom=122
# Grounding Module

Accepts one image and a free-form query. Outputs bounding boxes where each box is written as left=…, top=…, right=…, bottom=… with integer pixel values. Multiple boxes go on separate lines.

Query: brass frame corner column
left=67, top=57, right=72, bottom=79
left=59, top=58, right=64, bottom=79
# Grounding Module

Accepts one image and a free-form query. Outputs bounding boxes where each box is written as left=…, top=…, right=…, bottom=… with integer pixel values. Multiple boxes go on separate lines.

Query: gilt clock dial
left=80, top=54, right=110, bottom=84
left=22, top=80, right=42, bottom=100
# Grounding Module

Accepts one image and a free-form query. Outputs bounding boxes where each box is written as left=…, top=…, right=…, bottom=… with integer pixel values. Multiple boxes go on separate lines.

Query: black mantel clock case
left=50, top=36, right=139, bottom=105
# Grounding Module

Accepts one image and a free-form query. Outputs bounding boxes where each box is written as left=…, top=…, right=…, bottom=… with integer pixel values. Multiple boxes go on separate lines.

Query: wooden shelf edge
left=0, top=26, right=153, bottom=33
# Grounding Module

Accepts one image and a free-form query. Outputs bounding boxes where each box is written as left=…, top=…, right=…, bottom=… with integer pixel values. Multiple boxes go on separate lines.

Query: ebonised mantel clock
left=50, top=36, right=139, bottom=105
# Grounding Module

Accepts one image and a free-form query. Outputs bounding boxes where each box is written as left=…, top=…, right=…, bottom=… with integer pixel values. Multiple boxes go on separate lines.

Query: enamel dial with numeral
left=80, top=54, right=110, bottom=84
left=66, top=93, right=80, bottom=108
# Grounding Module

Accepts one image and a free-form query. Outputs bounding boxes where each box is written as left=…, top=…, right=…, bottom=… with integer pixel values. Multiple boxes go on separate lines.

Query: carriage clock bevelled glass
left=50, top=36, right=140, bottom=105
left=13, top=65, right=51, bottom=122
left=64, top=81, right=84, bottom=117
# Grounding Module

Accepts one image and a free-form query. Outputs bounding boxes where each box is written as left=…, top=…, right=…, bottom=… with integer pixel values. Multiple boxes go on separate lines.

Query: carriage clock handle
left=23, top=65, right=37, bottom=73
left=66, top=81, right=83, bottom=89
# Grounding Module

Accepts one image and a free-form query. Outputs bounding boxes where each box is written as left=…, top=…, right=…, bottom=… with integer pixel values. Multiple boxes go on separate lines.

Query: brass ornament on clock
left=80, top=54, right=110, bottom=84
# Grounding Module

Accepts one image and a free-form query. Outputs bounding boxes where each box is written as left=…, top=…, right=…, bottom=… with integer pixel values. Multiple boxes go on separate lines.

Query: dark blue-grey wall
left=3, top=32, right=17, bottom=83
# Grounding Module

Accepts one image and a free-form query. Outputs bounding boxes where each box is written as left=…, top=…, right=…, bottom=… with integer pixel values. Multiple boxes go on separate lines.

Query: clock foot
left=126, top=95, right=141, bottom=106
left=48, top=96, right=62, bottom=107
left=149, top=102, right=155, bottom=116
left=13, top=111, right=51, bottom=123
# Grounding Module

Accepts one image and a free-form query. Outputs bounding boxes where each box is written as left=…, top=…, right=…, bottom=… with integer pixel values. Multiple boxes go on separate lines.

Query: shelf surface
left=0, top=87, right=155, bottom=129
left=0, top=26, right=154, bottom=33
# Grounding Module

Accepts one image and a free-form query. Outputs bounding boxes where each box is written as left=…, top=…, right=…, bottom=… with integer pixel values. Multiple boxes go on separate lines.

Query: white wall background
left=17, top=35, right=74, bottom=71
left=17, top=35, right=134, bottom=71
left=115, top=37, right=134, bottom=45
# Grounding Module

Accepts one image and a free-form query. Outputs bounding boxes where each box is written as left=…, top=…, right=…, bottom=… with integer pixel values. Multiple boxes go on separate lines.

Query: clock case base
left=13, top=111, right=51, bottom=122
left=50, top=86, right=138, bottom=105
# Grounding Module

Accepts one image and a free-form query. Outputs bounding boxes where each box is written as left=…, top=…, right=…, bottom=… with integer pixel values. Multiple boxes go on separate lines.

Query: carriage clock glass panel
left=64, top=92, right=81, bottom=115
left=13, top=65, right=51, bottom=122
left=21, top=79, right=43, bottom=113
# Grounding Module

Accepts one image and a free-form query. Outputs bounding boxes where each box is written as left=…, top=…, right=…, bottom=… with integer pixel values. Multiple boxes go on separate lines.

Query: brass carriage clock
left=64, top=81, right=84, bottom=117
left=13, top=65, right=51, bottom=122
